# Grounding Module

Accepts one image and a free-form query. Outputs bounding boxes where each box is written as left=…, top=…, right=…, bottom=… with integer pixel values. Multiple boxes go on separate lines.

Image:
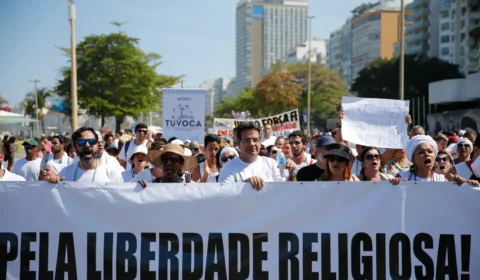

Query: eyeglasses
left=327, top=155, right=347, bottom=163
left=76, top=139, right=97, bottom=147
left=457, top=144, right=470, bottom=149
left=241, top=138, right=260, bottom=144
left=436, top=156, right=449, bottom=163
left=161, top=156, right=182, bottom=164
left=365, top=154, right=380, bottom=161
left=221, top=155, right=237, bottom=163
left=136, top=130, right=148, bottom=134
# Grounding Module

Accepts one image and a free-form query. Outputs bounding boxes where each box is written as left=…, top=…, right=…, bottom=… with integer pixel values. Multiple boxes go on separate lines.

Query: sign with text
left=341, top=97, right=410, bottom=148
left=162, top=88, right=206, bottom=144
left=1, top=182, right=479, bottom=279
left=214, top=109, right=300, bottom=137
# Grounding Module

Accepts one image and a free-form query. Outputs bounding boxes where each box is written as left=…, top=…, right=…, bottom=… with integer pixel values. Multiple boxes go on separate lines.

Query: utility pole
left=68, top=0, right=78, bottom=132
left=28, top=79, right=41, bottom=137
left=307, top=16, right=315, bottom=135
left=399, top=0, right=405, bottom=100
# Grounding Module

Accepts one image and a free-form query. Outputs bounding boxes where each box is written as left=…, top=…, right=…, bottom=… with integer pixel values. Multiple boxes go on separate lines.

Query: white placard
left=162, top=88, right=206, bottom=144
left=341, top=97, right=410, bottom=148
left=1, top=181, right=479, bottom=279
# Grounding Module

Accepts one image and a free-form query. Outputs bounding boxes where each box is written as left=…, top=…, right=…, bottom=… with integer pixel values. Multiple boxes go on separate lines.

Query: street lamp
left=67, top=0, right=78, bottom=132
left=307, top=15, right=315, bottom=136
left=28, top=79, right=41, bottom=137
left=399, top=0, right=405, bottom=100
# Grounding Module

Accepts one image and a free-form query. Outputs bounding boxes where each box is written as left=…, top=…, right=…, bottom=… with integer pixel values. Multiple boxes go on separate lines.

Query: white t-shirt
left=72, top=152, right=125, bottom=173
left=219, top=156, right=283, bottom=183
left=261, top=136, right=277, bottom=147
left=119, top=139, right=148, bottom=170
left=58, top=163, right=123, bottom=183
left=12, top=158, right=42, bottom=181
left=130, top=168, right=157, bottom=183
left=46, top=153, right=73, bottom=174
left=289, top=153, right=316, bottom=175
left=199, top=162, right=220, bottom=183
left=121, top=169, right=145, bottom=183
left=397, top=170, right=446, bottom=182
left=0, top=169, right=26, bottom=181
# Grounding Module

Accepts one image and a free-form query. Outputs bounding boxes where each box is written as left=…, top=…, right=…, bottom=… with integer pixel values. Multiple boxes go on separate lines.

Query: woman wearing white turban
left=454, top=137, right=473, bottom=164
left=395, top=135, right=446, bottom=182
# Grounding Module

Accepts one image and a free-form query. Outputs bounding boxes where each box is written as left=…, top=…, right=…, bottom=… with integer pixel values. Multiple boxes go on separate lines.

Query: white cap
left=172, top=139, right=184, bottom=145
left=184, top=147, right=192, bottom=156
left=128, top=144, right=148, bottom=164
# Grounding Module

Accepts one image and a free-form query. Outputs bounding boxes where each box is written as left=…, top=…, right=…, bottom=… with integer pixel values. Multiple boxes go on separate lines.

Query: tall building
left=351, top=8, right=404, bottom=80
left=405, top=0, right=430, bottom=55
left=202, top=78, right=232, bottom=116
left=326, top=28, right=343, bottom=73
left=234, top=0, right=308, bottom=96
left=285, top=38, right=328, bottom=64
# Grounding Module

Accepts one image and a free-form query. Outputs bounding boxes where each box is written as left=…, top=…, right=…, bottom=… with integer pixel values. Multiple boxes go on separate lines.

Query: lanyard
left=73, top=161, right=98, bottom=182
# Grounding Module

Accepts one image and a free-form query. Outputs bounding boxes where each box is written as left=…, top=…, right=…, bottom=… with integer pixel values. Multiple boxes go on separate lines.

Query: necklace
left=73, top=160, right=98, bottom=182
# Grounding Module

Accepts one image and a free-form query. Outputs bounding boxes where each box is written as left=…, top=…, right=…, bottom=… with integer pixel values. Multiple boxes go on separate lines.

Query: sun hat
left=128, top=144, right=148, bottom=165
left=148, top=143, right=198, bottom=171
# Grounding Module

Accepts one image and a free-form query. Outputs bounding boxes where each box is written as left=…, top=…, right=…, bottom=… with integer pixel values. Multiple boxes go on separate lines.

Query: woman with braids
left=357, top=147, right=393, bottom=181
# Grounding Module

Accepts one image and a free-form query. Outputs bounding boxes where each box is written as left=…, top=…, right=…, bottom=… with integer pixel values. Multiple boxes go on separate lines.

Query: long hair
left=320, top=157, right=351, bottom=181
left=358, top=146, right=381, bottom=181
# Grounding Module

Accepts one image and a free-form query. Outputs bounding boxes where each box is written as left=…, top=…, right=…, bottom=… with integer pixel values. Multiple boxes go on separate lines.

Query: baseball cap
left=316, top=136, right=336, bottom=148
left=22, top=138, right=38, bottom=147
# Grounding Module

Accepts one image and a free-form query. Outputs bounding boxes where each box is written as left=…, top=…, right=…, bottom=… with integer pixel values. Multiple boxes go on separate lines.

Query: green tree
left=214, top=89, right=255, bottom=117
left=22, top=88, right=53, bottom=134
left=55, top=32, right=181, bottom=132
left=254, top=72, right=303, bottom=115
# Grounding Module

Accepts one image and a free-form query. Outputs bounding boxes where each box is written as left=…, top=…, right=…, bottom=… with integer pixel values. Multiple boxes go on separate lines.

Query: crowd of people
left=1, top=114, right=479, bottom=189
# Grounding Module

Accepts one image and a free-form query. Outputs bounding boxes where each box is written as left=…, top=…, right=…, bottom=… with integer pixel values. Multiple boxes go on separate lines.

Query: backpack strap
left=124, top=140, right=132, bottom=157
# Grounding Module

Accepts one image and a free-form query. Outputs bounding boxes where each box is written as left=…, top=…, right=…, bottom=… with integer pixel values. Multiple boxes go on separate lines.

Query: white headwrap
left=219, top=146, right=239, bottom=160
left=472, top=156, right=480, bottom=178
left=456, top=137, right=473, bottom=151
left=406, top=135, right=438, bottom=162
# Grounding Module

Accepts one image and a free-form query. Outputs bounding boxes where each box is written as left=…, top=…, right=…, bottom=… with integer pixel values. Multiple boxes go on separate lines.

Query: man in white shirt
left=219, top=122, right=283, bottom=189
left=261, top=124, right=277, bottom=147
left=119, top=123, right=149, bottom=170
left=47, top=127, right=123, bottom=183
left=43, top=135, right=73, bottom=174
left=12, top=138, right=42, bottom=181
left=0, top=145, right=26, bottom=181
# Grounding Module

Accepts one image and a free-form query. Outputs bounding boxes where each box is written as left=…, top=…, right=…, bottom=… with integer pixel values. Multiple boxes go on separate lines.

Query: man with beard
left=0, top=145, right=26, bottom=181
left=12, top=138, right=42, bottom=181
left=47, top=127, right=123, bottom=183
left=287, top=130, right=316, bottom=176
left=39, top=135, right=73, bottom=180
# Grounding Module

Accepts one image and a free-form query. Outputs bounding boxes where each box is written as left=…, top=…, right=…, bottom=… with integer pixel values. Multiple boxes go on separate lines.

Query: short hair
left=410, top=125, right=425, bottom=135
left=104, top=133, right=114, bottom=140
left=106, top=147, right=119, bottom=156
left=72, top=127, right=98, bottom=144
left=157, top=138, right=168, bottom=145
left=204, top=134, right=221, bottom=146
left=288, top=130, right=307, bottom=144
left=435, top=133, right=448, bottom=142
left=275, top=136, right=285, bottom=145
left=464, top=129, right=477, bottom=140
left=135, top=123, right=148, bottom=132
left=65, top=142, right=75, bottom=153
left=235, top=122, right=261, bottom=142
left=52, top=135, right=66, bottom=145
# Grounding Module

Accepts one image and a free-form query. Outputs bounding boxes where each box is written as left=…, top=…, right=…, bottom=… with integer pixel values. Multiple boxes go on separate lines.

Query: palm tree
left=22, top=88, right=53, bottom=134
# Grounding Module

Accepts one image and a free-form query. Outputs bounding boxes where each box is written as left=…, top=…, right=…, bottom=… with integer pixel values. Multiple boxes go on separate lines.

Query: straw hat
left=148, top=143, right=198, bottom=171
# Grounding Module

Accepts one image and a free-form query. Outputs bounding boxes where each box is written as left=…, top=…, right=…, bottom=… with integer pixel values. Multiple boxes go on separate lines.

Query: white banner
left=341, top=97, right=410, bottom=149
left=214, top=109, right=300, bottom=137
left=1, top=182, right=479, bottom=279
left=162, top=88, right=206, bottom=144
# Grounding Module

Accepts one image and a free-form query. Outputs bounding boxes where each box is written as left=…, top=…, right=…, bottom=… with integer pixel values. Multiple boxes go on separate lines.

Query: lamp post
left=307, top=15, right=315, bottom=136
left=399, top=0, right=405, bottom=101
left=28, top=79, right=41, bottom=137
left=68, top=0, right=78, bottom=132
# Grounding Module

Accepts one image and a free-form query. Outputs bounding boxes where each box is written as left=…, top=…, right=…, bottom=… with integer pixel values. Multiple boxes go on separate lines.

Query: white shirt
left=72, top=152, right=125, bottom=173
left=397, top=170, right=446, bottom=182
left=119, top=139, right=148, bottom=170
left=289, top=153, right=316, bottom=174
left=12, top=158, right=42, bottom=181
left=261, top=136, right=277, bottom=147
left=219, top=156, right=283, bottom=183
left=46, top=153, right=73, bottom=174
left=199, top=162, right=220, bottom=183
left=0, top=168, right=26, bottom=181
left=131, top=168, right=157, bottom=183
left=58, top=163, right=123, bottom=182
left=121, top=169, right=144, bottom=183
left=455, top=162, right=473, bottom=179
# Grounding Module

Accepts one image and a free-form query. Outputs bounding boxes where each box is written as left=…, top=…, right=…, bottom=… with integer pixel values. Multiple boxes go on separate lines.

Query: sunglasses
left=327, top=155, right=347, bottom=163
left=457, top=144, right=470, bottom=149
left=436, top=156, right=449, bottom=163
left=161, top=156, right=182, bottom=164
left=76, top=139, right=97, bottom=147
left=221, top=155, right=236, bottom=163
left=365, top=154, right=380, bottom=161
left=136, top=130, right=148, bottom=134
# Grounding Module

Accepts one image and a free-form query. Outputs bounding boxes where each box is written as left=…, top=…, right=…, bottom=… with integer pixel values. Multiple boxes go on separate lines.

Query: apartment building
left=405, top=0, right=430, bottom=55
left=285, top=38, right=328, bottom=64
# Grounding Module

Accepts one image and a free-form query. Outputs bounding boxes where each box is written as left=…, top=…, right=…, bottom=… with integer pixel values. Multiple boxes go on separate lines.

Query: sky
left=0, top=0, right=365, bottom=106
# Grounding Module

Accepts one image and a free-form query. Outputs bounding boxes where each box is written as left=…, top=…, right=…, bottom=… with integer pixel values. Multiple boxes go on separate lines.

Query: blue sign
left=252, top=6, right=263, bottom=20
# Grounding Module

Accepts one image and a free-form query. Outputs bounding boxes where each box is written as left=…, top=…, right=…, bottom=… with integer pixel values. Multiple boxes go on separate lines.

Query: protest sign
left=162, top=88, right=206, bottom=143
left=1, top=182, right=479, bottom=279
left=214, top=109, right=300, bottom=137
left=341, top=97, right=410, bottom=148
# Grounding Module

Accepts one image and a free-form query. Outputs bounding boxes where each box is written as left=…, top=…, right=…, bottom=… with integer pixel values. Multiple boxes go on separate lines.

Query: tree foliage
left=214, top=89, right=255, bottom=118
left=254, top=72, right=303, bottom=114
left=351, top=55, right=464, bottom=100
left=22, top=88, right=53, bottom=134
left=54, top=32, right=181, bottom=132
